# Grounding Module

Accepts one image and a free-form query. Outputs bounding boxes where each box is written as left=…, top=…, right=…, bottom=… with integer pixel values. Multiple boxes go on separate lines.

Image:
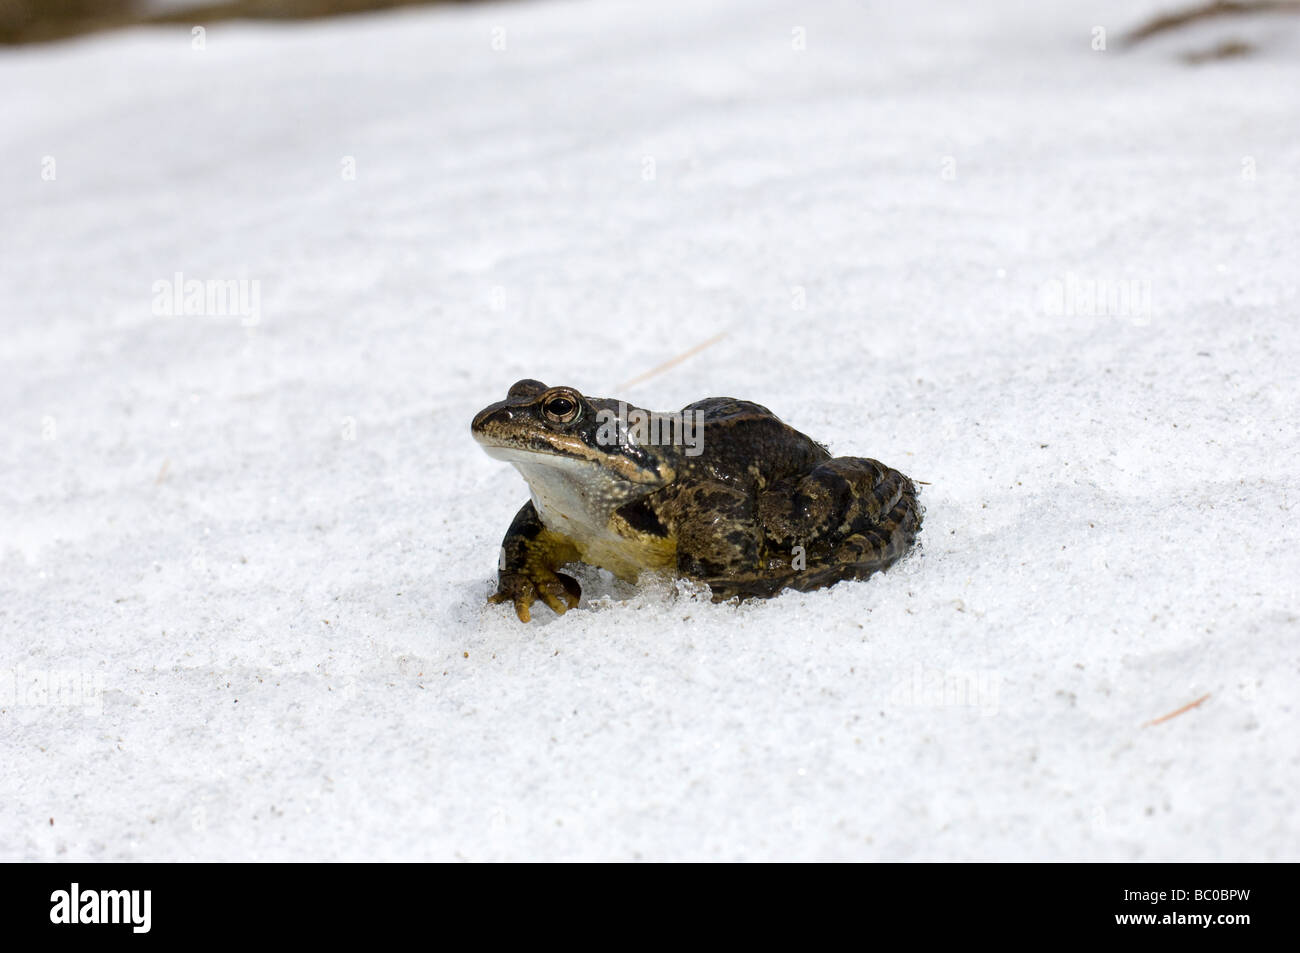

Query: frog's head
left=472, top=380, right=675, bottom=522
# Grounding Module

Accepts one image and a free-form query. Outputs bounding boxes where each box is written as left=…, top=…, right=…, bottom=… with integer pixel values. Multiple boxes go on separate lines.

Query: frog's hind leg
left=672, top=483, right=764, bottom=581
left=823, top=457, right=922, bottom=582
left=760, top=456, right=922, bottom=593
left=670, top=482, right=804, bottom=602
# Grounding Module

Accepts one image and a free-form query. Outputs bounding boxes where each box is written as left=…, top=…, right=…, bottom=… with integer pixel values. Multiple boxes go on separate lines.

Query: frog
left=471, top=379, right=922, bottom=622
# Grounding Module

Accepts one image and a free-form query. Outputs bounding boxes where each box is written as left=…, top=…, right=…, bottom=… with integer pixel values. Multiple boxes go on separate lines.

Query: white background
left=2, top=0, right=1297, bottom=860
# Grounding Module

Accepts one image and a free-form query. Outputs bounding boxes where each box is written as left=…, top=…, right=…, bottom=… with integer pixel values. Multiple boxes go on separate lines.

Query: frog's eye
left=542, top=391, right=581, bottom=424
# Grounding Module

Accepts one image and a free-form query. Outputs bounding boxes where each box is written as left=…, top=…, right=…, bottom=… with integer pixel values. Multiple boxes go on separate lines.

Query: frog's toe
left=489, top=573, right=537, bottom=623
left=489, top=570, right=580, bottom=622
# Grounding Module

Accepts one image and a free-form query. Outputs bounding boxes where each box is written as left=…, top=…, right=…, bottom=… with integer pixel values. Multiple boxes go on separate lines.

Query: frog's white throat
left=485, top=446, right=641, bottom=533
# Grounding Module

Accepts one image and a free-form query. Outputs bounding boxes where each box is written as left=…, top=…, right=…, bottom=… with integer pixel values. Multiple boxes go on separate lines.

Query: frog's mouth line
left=477, top=442, right=591, bottom=467
left=475, top=434, right=668, bottom=486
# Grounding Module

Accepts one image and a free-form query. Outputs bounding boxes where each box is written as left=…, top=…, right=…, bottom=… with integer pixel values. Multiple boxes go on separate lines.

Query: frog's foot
left=488, top=569, right=581, bottom=623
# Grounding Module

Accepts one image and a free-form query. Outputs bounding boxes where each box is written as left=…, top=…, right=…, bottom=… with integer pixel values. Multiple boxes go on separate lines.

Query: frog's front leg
left=488, top=501, right=582, bottom=622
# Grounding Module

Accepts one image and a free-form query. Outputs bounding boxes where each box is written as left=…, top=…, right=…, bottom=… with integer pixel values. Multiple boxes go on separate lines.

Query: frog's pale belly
left=569, top=530, right=677, bottom=581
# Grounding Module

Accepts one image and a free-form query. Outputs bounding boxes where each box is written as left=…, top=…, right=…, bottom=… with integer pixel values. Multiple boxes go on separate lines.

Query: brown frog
left=471, top=379, right=921, bottom=622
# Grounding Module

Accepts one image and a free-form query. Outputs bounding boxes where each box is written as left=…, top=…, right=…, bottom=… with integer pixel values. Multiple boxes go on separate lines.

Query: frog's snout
left=471, top=403, right=509, bottom=437
left=474, top=399, right=532, bottom=444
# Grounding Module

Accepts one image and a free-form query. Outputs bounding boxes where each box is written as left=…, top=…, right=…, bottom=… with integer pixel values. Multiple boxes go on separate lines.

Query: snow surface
left=2, top=0, right=1298, bottom=861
